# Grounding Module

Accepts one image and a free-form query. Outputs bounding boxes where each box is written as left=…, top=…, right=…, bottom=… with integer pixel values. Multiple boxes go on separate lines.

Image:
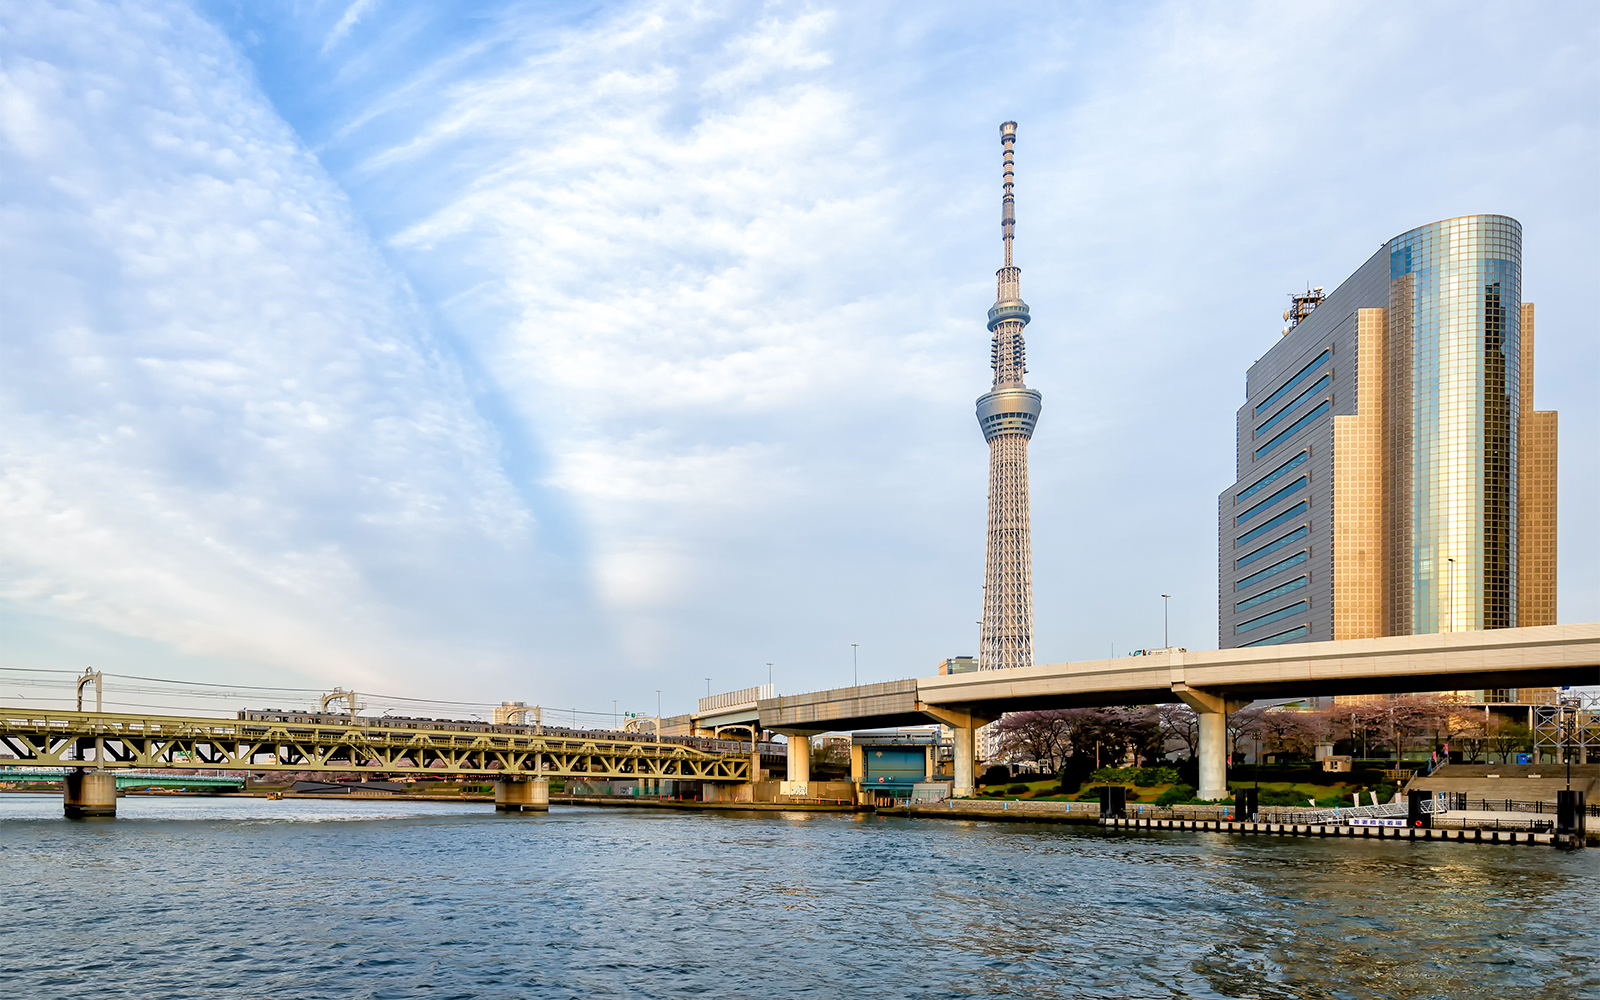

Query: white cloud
left=0, top=0, right=536, bottom=692
left=323, top=0, right=381, bottom=55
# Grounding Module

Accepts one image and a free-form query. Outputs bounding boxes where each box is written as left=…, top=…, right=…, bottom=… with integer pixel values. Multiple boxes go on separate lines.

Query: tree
left=993, top=711, right=1077, bottom=771
left=1341, top=702, right=1393, bottom=759
left=1156, top=704, right=1200, bottom=760
left=1073, top=707, right=1160, bottom=768
left=1485, top=718, right=1532, bottom=763
left=1227, top=706, right=1264, bottom=762
left=1254, top=709, right=1320, bottom=760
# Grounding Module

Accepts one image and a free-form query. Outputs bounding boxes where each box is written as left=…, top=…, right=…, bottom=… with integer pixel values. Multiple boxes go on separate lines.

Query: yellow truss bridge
left=0, top=707, right=754, bottom=782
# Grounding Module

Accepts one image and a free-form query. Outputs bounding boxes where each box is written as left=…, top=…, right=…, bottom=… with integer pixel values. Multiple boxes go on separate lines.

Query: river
left=1, top=794, right=1595, bottom=999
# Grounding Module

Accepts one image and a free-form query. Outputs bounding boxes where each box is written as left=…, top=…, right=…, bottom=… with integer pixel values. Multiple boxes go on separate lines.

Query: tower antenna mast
left=976, top=121, right=1042, bottom=671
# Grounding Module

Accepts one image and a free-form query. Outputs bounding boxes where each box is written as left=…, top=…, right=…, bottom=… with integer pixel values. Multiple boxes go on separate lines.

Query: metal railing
left=697, top=685, right=773, bottom=713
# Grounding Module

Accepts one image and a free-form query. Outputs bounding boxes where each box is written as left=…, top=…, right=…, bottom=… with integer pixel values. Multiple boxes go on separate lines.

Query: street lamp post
left=851, top=644, right=859, bottom=687
left=1161, top=594, right=1171, bottom=649
left=656, top=690, right=662, bottom=743
left=767, top=662, right=773, bottom=689
left=1447, top=557, right=1456, bottom=633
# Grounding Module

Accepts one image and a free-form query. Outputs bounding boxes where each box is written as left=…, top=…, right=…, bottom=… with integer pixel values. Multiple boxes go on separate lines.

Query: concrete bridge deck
left=760, top=623, right=1600, bottom=799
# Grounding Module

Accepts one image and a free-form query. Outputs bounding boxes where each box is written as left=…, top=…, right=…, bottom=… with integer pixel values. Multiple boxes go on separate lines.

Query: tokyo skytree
left=976, top=121, right=1041, bottom=671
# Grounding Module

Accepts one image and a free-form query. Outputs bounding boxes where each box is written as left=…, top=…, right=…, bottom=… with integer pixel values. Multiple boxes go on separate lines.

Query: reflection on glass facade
left=1389, top=217, right=1520, bottom=634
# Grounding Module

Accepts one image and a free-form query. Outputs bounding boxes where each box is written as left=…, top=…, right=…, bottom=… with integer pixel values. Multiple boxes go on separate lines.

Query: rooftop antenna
left=1282, top=285, right=1326, bottom=335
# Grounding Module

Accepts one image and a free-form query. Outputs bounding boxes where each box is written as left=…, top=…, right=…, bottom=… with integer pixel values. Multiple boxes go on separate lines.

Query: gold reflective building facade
left=1220, top=216, right=1558, bottom=654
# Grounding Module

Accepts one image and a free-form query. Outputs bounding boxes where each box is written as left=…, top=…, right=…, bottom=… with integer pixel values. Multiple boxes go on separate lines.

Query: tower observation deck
left=977, top=121, right=1041, bottom=671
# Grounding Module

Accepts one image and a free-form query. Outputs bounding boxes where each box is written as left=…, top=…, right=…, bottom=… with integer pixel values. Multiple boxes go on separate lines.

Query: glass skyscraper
left=1217, top=215, right=1558, bottom=648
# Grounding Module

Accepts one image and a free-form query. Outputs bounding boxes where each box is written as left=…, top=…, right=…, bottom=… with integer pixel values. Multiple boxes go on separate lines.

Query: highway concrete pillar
left=953, top=725, right=976, bottom=798
left=1174, top=685, right=1249, bottom=803
left=64, top=769, right=117, bottom=818
left=787, top=734, right=811, bottom=785
left=1196, top=711, right=1227, bottom=802
left=917, top=704, right=999, bottom=799
left=494, top=777, right=549, bottom=812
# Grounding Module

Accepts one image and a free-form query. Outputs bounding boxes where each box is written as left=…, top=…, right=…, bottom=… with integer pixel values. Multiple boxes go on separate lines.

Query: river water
left=0, top=794, right=1595, bottom=999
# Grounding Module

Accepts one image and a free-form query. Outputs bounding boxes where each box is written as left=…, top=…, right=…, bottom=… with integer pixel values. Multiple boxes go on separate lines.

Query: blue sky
left=2, top=1, right=1596, bottom=718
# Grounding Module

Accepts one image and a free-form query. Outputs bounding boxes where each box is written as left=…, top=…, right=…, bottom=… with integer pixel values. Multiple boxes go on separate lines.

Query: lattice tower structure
left=976, top=121, right=1043, bottom=671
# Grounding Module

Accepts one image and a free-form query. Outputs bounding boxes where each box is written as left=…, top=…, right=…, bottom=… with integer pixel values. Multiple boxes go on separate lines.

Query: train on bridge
left=234, top=708, right=786, bottom=758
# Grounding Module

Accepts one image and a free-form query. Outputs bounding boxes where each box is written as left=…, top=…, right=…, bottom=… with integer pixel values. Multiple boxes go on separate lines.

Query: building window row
left=1235, top=476, right=1307, bottom=525
left=1253, top=399, right=1331, bottom=459
left=1236, top=500, right=1308, bottom=547
left=1254, top=348, right=1331, bottom=417
left=1253, top=374, right=1331, bottom=439
left=1235, top=450, right=1308, bottom=504
left=1235, top=549, right=1308, bottom=590
left=1236, top=574, right=1308, bottom=613
left=1236, top=599, right=1310, bottom=634
left=1235, top=524, right=1310, bottom=568
left=1244, top=624, right=1310, bottom=647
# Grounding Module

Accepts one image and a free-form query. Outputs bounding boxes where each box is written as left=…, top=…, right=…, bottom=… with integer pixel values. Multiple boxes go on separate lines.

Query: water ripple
left=0, top=796, right=1596, bottom=998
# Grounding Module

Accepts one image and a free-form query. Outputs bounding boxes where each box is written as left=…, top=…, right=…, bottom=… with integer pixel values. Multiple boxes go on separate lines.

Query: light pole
left=767, top=662, right=773, bottom=689
left=656, top=690, right=662, bottom=743
left=1447, top=557, right=1455, bottom=633
left=613, top=699, right=618, bottom=731
left=705, top=678, right=711, bottom=699
left=1161, top=594, right=1171, bottom=648
left=851, top=644, right=859, bottom=687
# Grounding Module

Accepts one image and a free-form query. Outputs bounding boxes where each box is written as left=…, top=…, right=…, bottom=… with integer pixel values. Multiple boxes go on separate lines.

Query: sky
left=2, top=0, right=1596, bottom=720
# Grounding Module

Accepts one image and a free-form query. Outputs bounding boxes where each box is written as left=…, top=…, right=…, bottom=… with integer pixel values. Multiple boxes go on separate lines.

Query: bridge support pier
left=953, top=725, right=976, bottom=798
left=918, top=705, right=999, bottom=799
left=787, top=734, right=811, bottom=786
left=1173, top=685, right=1248, bottom=803
left=494, top=777, right=549, bottom=812
left=64, top=769, right=117, bottom=818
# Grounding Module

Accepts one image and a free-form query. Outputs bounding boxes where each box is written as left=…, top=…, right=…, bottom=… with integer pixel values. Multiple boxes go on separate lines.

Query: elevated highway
left=760, top=624, right=1600, bottom=798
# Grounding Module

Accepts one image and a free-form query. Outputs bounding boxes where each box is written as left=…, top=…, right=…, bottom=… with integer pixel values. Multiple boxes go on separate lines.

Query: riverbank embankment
left=553, top=795, right=857, bottom=812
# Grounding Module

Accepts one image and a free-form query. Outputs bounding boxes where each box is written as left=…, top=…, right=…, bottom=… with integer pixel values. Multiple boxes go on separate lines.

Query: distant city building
left=938, top=656, right=978, bottom=675
left=1218, top=215, right=1558, bottom=654
left=977, top=121, right=1042, bottom=672
left=493, top=701, right=533, bottom=725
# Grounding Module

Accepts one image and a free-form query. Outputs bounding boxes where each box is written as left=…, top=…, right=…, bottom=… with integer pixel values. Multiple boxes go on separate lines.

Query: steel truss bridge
left=0, top=708, right=756, bottom=782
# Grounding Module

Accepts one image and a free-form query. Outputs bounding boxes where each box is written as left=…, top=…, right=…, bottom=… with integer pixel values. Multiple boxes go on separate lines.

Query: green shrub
left=1089, top=767, right=1139, bottom=784
left=1005, top=783, right=1031, bottom=796
left=1133, top=766, right=1180, bottom=787
left=1156, top=784, right=1195, bottom=807
left=1258, top=788, right=1305, bottom=807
